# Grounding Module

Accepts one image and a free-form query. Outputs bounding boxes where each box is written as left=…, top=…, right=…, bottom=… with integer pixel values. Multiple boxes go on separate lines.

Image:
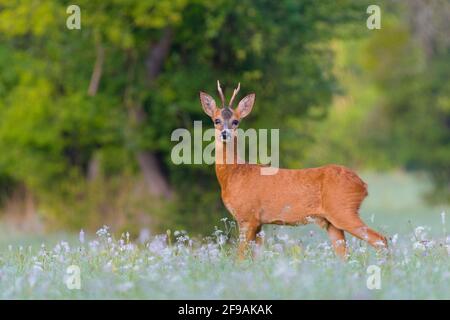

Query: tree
left=0, top=0, right=370, bottom=232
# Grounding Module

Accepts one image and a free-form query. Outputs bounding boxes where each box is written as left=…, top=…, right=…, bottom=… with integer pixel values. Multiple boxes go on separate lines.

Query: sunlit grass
left=0, top=221, right=449, bottom=299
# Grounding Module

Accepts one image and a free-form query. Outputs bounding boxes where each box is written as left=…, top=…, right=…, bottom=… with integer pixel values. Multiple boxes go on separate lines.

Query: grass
left=0, top=171, right=449, bottom=299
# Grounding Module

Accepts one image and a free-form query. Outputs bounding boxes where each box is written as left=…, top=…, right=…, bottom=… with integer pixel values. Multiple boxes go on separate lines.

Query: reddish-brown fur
left=200, top=82, right=388, bottom=259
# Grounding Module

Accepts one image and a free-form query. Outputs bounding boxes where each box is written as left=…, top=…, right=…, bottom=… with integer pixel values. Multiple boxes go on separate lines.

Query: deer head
left=200, top=81, right=255, bottom=143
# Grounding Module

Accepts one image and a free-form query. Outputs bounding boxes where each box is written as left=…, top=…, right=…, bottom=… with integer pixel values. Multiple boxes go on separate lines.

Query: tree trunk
left=406, top=0, right=450, bottom=61
left=137, top=151, right=172, bottom=198
left=87, top=154, right=101, bottom=181
left=87, top=40, right=104, bottom=180
left=145, top=28, right=173, bottom=82
left=130, top=28, right=174, bottom=199
left=88, top=41, right=105, bottom=97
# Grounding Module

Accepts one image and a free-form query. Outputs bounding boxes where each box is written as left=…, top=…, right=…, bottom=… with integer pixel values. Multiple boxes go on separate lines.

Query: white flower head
left=414, top=226, right=428, bottom=241
left=79, top=229, right=85, bottom=244
left=391, top=233, right=398, bottom=245
left=413, top=241, right=426, bottom=251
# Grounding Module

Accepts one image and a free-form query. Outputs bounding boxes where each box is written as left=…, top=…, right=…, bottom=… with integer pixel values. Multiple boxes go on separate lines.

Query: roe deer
left=199, top=81, right=388, bottom=259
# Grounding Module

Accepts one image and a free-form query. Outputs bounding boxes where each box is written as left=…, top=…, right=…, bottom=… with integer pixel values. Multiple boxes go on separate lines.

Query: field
left=0, top=171, right=449, bottom=299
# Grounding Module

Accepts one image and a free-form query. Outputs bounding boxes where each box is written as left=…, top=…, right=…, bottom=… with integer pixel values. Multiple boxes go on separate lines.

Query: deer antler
left=228, top=82, right=241, bottom=108
left=217, top=80, right=225, bottom=108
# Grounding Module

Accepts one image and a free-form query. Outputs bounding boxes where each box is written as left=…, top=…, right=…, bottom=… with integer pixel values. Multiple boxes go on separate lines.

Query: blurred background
left=0, top=0, right=448, bottom=237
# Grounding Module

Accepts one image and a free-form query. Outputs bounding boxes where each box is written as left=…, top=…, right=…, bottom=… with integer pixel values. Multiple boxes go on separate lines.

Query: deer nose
left=221, top=130, right=231, bottom=142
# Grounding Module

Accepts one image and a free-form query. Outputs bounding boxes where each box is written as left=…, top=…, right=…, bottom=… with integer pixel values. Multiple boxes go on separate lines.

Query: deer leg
left=326, top=224, right=347, bottom=259
left=329, top=214, right=387, bottom=250
left=255, top=225, right=264, bottom=247
left=237, top=222, right=259, bottom=260
left=348, top=224, right=388, bottom=249
left=314, top=217, right=347, bottom=258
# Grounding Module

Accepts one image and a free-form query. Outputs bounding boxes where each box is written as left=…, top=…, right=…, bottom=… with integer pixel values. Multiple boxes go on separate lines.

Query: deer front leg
left=255, top=225, right=264, bottom=247
left=237, top=222, right=259, bottom=260
left=326, top=224, right=347, bottom=259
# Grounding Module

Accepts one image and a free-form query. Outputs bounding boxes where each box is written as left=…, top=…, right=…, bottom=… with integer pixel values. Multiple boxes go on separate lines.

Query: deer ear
left=236, top=93, right=255, bottom=118
left=199, top=92, right=217, bottom=117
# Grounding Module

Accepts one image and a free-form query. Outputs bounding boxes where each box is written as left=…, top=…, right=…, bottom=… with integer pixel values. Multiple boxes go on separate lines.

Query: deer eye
left=232, top=120, right=239, bottom=126
left=214, top=119, right=221, bottom=125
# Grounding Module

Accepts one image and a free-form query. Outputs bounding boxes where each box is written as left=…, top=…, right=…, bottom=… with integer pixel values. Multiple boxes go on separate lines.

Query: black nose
left=221, top=130, right=230, bottom=141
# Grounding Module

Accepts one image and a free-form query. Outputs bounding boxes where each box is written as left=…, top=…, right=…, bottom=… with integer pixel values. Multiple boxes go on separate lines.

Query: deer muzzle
left=220, top=129, right=231, bottom=142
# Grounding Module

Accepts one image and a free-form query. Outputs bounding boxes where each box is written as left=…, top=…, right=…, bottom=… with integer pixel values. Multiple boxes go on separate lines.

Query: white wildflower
left=138, top=228, right=151, bottom=244
left=103, top=260, right=113, bottom=272
left=273, top=243, right=284, bottom=253
left=276, top=233, right=289, bottom=242
left=216, top=234, right=227, bottom=246
left=392, top=233, right=398, bottom=245
left=96, top=225, right=110, bottom=237
left=414, top=226, right=427, bottom=241
left=148, top=235, right=167, bottom=254
left=413, top=241, right=426, bottom=251
left=79, top=229, right=85, bottom=243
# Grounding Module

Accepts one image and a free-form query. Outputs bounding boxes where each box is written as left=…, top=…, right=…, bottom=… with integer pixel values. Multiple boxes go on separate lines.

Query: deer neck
left=215, top=136, right=242, bottom=188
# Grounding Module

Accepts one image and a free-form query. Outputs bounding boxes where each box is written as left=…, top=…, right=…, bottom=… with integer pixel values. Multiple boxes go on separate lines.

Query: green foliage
left=304, top=3, right=450, bottom=203
left=0, top=0, right=370, bottom=233
left=360, top=11, right=450, bottom=202
left=0, top=0, right=447, bottom=234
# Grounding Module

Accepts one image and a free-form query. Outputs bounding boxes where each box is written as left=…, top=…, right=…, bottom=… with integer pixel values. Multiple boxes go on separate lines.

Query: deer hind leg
left=237, top=222, right=259, bottom=260
left=328, top=213, right=387, bottom=250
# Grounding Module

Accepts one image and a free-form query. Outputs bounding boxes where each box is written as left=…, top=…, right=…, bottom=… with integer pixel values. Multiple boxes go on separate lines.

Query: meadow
left=0, top=171, right=449, bottom=299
